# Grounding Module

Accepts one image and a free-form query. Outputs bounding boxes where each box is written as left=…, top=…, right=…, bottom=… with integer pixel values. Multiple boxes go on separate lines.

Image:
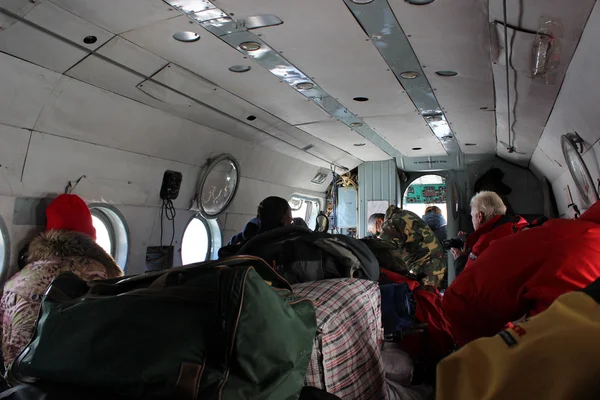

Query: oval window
left=0, top=216, right=9, bottom=279
left=197, top=154, right=240, bottom=218
left=89, top=206, right=129, bottom=271
left=181, top=217, right=211, bottom=265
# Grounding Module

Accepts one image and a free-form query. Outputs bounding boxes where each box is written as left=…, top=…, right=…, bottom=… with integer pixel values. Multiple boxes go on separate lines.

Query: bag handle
left=148, top=256, right=292, bottom=290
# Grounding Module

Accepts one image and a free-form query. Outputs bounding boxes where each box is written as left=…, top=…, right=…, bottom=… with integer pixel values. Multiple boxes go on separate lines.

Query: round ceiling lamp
left=296, top=82, right=314, bottom=90
left=436, top=70, right=458, bottom=77
left=351, top=0, right=374, bottom=3
left=407, top=0, right=436, bottom=4
left=228, top=65, right=251, bottom=73
left=173, top=31, right=200, bottom=42
left=350, top=122, right=363, bottom=127
left=400, top=71, right=419, bottom=79
left=239, top=41, right=261, bottom=51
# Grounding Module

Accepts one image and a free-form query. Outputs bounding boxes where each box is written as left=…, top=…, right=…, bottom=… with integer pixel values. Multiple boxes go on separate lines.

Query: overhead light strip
left=343, top=0, right=460, bottom=154
left=164, top=0, right=403, bottom=160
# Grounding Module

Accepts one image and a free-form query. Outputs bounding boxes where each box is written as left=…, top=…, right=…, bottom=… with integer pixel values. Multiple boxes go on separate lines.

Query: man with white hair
left=451, top=191, right=527, bottom=276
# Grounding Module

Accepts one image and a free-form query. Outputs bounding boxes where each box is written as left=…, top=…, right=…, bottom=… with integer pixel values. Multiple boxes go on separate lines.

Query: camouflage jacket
left=0, top=230, right=123, bottom=373
left=378, top=206, right=447, bottom=287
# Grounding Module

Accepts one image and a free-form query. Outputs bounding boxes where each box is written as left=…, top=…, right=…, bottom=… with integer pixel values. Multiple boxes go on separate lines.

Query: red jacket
left=455, top=215, right=528, bottom=276
left=380, top=269, right=454, bottom=360
left=444, top=202, right=600, bottom=345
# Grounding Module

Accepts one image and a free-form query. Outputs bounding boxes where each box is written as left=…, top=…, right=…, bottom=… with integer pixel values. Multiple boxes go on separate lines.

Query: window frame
left=90, top=208, right=116, bottom=257
left=289, top=195, right=322, bottom=229
left=88, top=204, right=130, bottom=272
left=181, top=215, right=212, bottom=265
left=0, top=215, right=10, bottom=284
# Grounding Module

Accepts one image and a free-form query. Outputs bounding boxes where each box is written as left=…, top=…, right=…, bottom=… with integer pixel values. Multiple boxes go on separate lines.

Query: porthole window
left=0, top=216, right=9, bottom=281
left=91, top=212, right=115, bottom=256
left=289, top=196, right=321, bottom=230
left=181, top=216, right=221, bottom=264
left=88, top=205, right=129, bottom=271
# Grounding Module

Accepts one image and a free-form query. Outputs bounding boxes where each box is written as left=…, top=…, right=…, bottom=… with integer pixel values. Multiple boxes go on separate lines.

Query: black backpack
left=236, top=225, right=379, bottom=285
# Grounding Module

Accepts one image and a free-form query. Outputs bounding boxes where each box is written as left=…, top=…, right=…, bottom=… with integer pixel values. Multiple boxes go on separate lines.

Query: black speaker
left=160, top=170, right=183, bottom=200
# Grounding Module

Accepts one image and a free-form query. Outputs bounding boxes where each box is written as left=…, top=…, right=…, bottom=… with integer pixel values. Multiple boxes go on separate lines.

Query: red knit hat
left=46, top=194, right=96, bottom=240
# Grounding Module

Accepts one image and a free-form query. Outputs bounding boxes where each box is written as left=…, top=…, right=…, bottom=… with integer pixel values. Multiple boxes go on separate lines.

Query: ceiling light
left=411, top=147, right=422, bottom=150
left=172, top=31, right=200, bottom=42
left=247, top=115, right=257, bottom=121
left=353, top=97, right=369, bottom=102
left=435, top=70, right=458, bottom=77
left=350, top=122, right=363, bottom=127
left=465, top=143, right=477, bottom=146
left=354, top=143, right=366, bottom=147
left=352, top=0, right=374, bottom=3
left=406, top=0, right=436, bottom=4
left=228, top=65, right=251, bottom=73
left=400, top=71, right=419, bottom=79
left=239, top=41, right=261, bottom=51
left=296, top=82, right=314, bottom=90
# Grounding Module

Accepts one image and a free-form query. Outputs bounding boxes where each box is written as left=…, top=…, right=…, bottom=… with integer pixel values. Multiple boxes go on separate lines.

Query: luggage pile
left=5, top=257, right=319, bottom=399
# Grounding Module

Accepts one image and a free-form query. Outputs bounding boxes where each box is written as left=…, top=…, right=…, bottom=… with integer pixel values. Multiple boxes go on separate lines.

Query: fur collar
left=28, top=230, right=122, bottom=278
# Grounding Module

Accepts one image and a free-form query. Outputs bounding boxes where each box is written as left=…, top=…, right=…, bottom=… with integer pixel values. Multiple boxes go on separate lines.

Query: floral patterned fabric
left=0, top=230, right=122, bottom=373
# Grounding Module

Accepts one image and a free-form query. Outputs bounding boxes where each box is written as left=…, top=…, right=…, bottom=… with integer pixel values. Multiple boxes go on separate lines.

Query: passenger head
left=425, top=206, right=442, bottom=215
left=368, top=213, right=385, bottom=235
left=257, top=196, right=293, bottom=230
left=46, top=194, right=96, bottom=239
left=470, top=191, right=507, bottom=230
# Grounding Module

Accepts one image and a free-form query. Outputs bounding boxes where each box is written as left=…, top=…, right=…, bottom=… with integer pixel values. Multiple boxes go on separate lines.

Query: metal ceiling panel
left=121, top=15, right=332, bottom=126
left=363, top=114, right=446, bottom=156
left=0, top=2, right=113, bottom=73
left=444, top=112, right=496, bottom=154
left=216, top=0, right=415, bottom=119
left=95, top=36, right=168, bottom=77
left=0, top=124, right=31, bottom=190
left=144, top=63, right=359, bottom=166
left=488, top=0, right=595, bottom=165
left=48, top=0, right=177, bottom=34
left=297, top=121, right=391, bottom=162
left=0, top=0, right=38, bottom=29
left=0, top=52, right=61, bottom=129
left=388, top=0, right=495, bottom=155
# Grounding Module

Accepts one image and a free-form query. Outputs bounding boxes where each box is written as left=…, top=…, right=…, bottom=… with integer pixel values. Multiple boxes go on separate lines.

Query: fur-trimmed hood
left=28, top=230, right=122, bottom=278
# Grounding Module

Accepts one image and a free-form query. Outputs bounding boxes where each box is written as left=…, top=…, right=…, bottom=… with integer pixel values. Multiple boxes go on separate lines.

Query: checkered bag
left=293, top=279, right=386, bottom=400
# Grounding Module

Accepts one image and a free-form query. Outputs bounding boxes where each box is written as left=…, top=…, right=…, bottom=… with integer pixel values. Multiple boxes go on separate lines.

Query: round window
left=181, top=217, right=211, bottom=265
left=0, top=216, right=9, bottom=280
left=561, top=134, right=598, bottom=208
left=197, top=154, right=240, bottom=218
left=89, top=206, right=129, bottom=271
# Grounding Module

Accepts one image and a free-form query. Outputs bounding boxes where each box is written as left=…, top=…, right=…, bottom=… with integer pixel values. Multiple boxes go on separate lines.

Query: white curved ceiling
left=0, top=0, right=596, bottom=171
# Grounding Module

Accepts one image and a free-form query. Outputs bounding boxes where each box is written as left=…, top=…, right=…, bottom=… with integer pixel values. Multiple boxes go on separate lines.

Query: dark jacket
left=444, top=202, right=600, bottom=345
left=422, top=212, right=448, bottom=244
left=228, top=218, right=260, bottom=246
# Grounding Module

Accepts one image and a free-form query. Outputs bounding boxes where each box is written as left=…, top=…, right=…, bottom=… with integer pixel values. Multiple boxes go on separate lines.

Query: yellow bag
left=437, top=280, right=600, bottom=400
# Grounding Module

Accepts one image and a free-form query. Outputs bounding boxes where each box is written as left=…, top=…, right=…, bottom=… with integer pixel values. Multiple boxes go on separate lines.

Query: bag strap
left=146, top=256, right=292, bottom=291
left=172, top=363, right=204, bottom=400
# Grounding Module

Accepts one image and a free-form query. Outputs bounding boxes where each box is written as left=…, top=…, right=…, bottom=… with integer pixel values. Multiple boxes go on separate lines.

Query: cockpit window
left=403, top=175, right=448, bottom=221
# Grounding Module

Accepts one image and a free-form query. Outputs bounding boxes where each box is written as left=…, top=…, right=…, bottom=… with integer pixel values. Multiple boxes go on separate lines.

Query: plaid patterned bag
left=293, top=279, right=386, bottom=400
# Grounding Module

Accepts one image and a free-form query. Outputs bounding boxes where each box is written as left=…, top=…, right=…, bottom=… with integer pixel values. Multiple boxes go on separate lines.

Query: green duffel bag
left=10, top=256, right=317, bottom=399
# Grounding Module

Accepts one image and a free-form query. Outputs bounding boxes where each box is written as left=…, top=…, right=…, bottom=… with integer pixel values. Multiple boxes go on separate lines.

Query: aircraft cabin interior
left=0, top=0, right=599, bottom=399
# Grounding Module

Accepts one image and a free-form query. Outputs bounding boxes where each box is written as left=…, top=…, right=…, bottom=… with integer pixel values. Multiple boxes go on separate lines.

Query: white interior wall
left=0, top=51, right=327, bottom=281
left=530, top=1, right=600, bottom=218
